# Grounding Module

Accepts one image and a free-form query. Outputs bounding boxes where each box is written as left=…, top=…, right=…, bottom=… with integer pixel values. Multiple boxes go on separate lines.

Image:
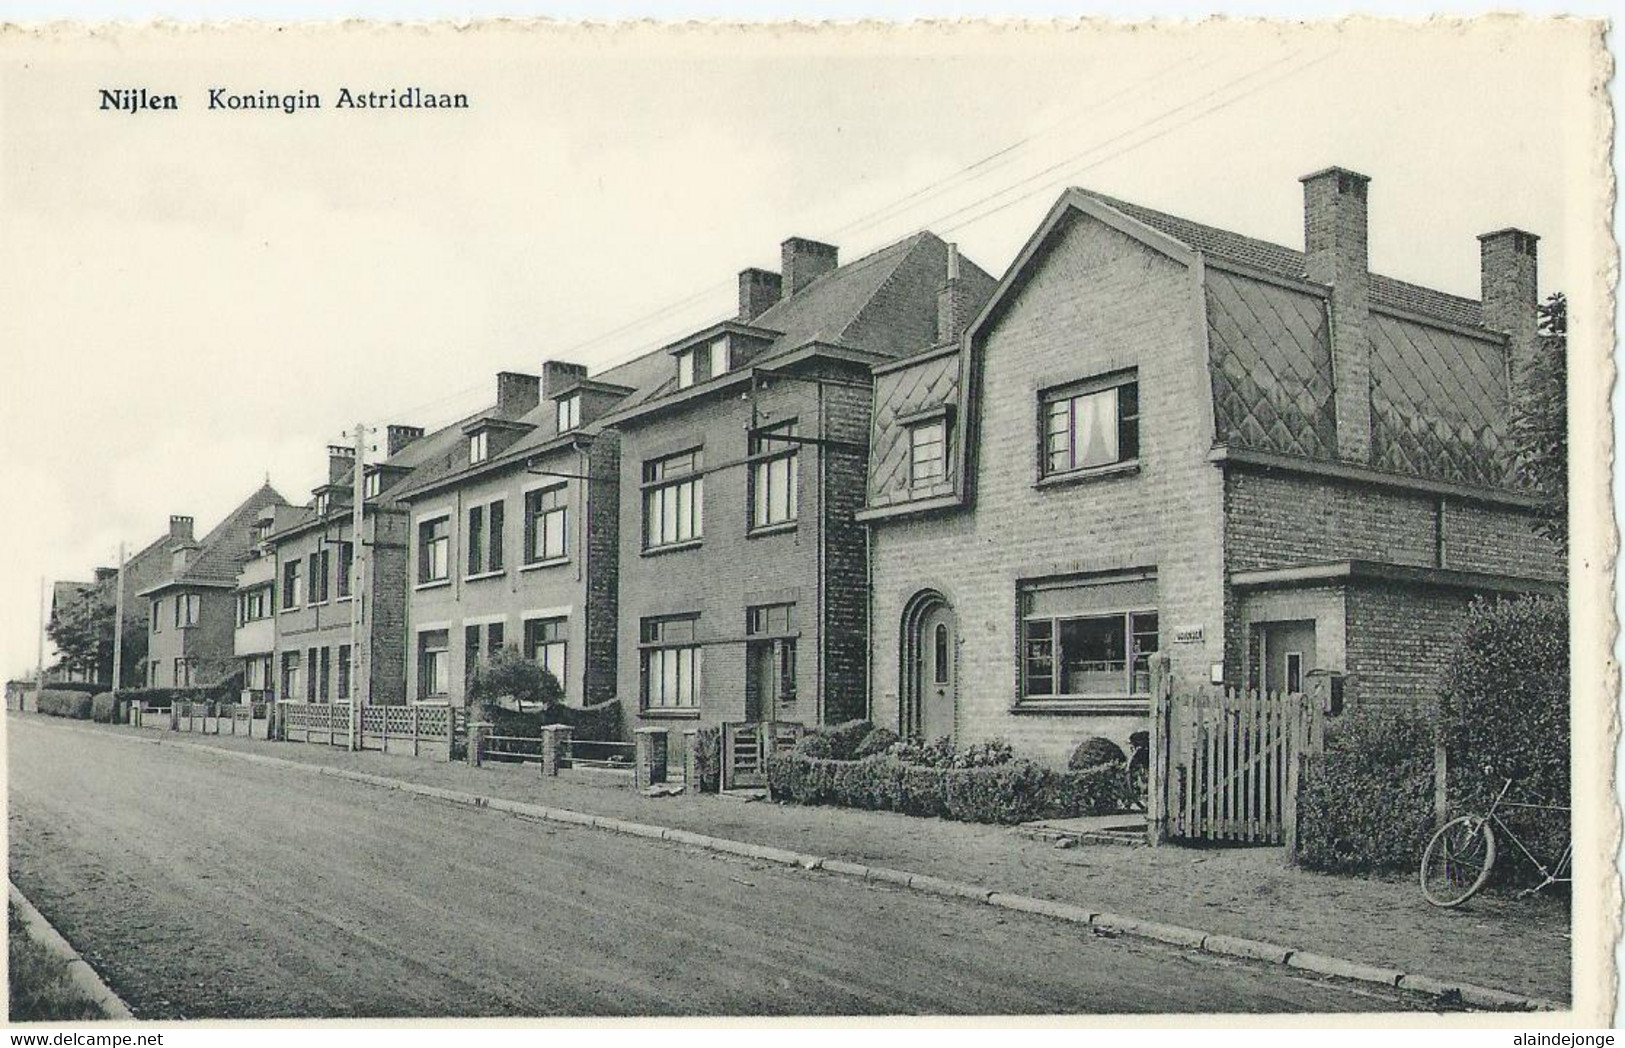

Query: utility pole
left=111, top=541, right=127, bottom=695
left=348, top=423, right=371, bottom=751
left=33, top=576, right=45, bottom=710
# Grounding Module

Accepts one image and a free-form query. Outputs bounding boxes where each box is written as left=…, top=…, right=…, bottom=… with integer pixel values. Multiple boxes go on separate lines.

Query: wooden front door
left=917, top=604, right=957, bottom=743
left=1259, top=620, right=1316, bottom=695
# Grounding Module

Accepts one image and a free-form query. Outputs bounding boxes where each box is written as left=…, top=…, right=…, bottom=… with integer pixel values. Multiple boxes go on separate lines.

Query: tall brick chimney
left=1478, top=228, right=1540, bottom=382
left=540, top=360, right=588, bottom=401
left=168, top=515, right=194, bottom=542
left=328, top=444, right=356, bottom=484
left=386, top=424, right=425, bottom=457
left=738, top=268, right=783, bottom=321
left=1301, top=166, right=1373, bottom=463
left=781, top=237, right=839, bottom=299
left=936, top=243, right=975, bottom=346
left=496, top=371, right=541, bottom=418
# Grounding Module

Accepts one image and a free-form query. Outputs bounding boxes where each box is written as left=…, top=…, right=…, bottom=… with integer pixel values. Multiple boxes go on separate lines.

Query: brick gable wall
left=870, top=211, right=1225, bottom=767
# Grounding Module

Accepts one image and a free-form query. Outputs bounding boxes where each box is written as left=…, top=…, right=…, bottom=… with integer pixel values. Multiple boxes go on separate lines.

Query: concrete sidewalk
left=39, top=717, right=1571, bottom=1005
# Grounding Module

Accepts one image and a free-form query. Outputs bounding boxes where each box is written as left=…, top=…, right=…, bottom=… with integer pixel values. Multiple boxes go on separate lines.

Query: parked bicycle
left=1419, top=778, right=1571, bottom=908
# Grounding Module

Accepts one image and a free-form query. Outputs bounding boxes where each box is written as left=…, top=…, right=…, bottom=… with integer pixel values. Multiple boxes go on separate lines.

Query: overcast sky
left=0, top=18, right=1599, bottom=678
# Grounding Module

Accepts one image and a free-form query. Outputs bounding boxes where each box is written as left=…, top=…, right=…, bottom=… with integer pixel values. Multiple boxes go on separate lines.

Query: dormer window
left=676, top=343, right=714, bottom=390
left=710, top=337, right=730, bottom=376
left=314, top=493, right=331, bottom=516
left=469, top=430, right=489, bottom=464
left=364, top=471, right=382, bottom=499
left=557, top=394, right=581, bottom=433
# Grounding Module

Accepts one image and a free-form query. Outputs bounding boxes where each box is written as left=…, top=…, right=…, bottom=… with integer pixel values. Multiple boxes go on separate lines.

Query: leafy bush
left=119, top=674, right=244, bottom=709
left=690, top=726, right=721, bottom=793
left=90, top=692, right=116, bottom=723
left=822, top=719, right=875, bottom=760
left=1297, top=703, right=1437, bottom=873
left=795, top=732, right=835, bottom=759
left=36, top=681, right=103, bottom=695
left=854, top=726, right=900, bottom=760
left=1438, top=595, right=1569, bottom=872
left=887, top=735, right=956, bottom=768
left=468, top=648, right=563, bottom=715
left=35, top=690, right=93, bottom=719
left=1068, top=736, right=1126, bottom=771
left=950, top=738, right=1014, bottom=769
left=765, top=752, right=1125, bottom=825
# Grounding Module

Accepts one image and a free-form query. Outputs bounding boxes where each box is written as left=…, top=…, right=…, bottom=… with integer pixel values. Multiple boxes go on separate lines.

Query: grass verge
left=9, top=902, right=107, bottom=1022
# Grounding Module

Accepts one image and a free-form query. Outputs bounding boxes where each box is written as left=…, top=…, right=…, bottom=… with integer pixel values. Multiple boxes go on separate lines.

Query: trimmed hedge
left=1296, top=703, right=1437, bottom=873
left=90, top=693, right=116, bottom=723
left=1439, top=595, right=1569, bottom=876
left=120, top=674, right=244, bottom=708
left=479, top=699, right=624, bottom=743
left=36, top=690, right=93, bottom=719
left=766, top=752, right=1126, bottom=825
left=36, top=681, right=104, bottom=695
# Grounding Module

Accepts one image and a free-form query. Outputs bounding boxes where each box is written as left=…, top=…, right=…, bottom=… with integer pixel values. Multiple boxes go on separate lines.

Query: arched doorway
left=901, top=591, right=957, bottom=742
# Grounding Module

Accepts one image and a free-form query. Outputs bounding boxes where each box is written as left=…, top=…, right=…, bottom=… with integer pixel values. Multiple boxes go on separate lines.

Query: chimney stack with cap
left=738, top=268, right=783, bottom=321
left=496, top=371, right=541, bottom=419
left=540, top=360, right=589, bottom=401
left=936, top=243, right=975, bottom=346
left=328, top=444, right=356, bottom=484
left=1478, top=228, right=1541, bottom=384
left=168, top=515, right=194, bottom=542
left=386, top=425, right=425, bottom=457
left=1301, top=166, right=1374, bottom=463
left=781, top=237, right=839, bottom=299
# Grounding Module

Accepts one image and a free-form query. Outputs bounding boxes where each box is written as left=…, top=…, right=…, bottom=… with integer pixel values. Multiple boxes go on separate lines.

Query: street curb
left=8, top=880, right=136, bottom=1021
left=17, top=717, right=1566, bottom=1013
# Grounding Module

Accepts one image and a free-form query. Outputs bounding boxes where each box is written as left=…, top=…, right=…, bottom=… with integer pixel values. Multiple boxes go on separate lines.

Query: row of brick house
left=71, top=166, right=1563, bottom=769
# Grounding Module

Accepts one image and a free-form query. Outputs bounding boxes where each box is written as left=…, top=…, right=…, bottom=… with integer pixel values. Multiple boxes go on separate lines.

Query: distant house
left=259, top=418, right=470, bottom=706
left=397, top=356, right=668, bottom=709
left=139, top=484, right=288, bottom=689
left=46, top=580, right=97, bottom=683
left=863, top=170, right=1564, bottom=765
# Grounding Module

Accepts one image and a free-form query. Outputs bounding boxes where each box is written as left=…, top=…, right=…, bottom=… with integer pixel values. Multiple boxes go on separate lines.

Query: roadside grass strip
left=15, top=717, right=1564, bottom=1014
left=9, top=883, right=134, bottom=1021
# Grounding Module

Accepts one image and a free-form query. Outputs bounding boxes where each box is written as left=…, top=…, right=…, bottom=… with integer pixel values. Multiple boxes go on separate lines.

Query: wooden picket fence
left=1148, top=658, right=1325, bottom=855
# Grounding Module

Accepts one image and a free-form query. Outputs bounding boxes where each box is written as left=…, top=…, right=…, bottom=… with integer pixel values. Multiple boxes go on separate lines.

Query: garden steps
left=1019, top=813, right=1148, bottom=847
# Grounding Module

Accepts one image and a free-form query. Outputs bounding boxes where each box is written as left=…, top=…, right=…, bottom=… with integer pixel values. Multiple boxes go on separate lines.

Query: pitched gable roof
left=172, top=483, right=290, bottom=585
left=1076, top=189, right=1489, bottom=332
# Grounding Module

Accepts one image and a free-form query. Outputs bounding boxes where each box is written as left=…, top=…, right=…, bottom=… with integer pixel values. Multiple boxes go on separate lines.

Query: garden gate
left=1147, top=657, right=1325, bottom=850
left=721, top=721, right=805, bottom=790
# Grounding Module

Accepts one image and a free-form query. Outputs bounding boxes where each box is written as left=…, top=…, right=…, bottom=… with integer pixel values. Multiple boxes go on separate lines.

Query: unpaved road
left=9, top=717, right=1426, bottom=1018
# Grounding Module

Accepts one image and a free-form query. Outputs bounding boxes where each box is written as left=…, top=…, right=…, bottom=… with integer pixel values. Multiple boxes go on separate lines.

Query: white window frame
left=524, top=616, right=568, bottom=692
left=417, top=513, right=451, bottom=585
left=556, top=394, right=581, bottom=433
left=749, top=422, right=798, bottom=530
left=417, top=628, right=450, bottom=698
left=908, top=418, right=947, bottom=488
left=364, top=471, right=382, bottom=499
left=1021, top=607, right=1159, bottom=701
left=640, top=615, right=701, bottom=712
left=1042, top=372, right=1140, bottom=478
left=642, top=449, right=704, bottom=550
left=523, top=483, right=568, bottom=564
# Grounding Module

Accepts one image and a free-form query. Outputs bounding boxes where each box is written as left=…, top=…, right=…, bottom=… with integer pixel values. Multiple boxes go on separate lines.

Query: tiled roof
left=168, top=483, right=289, bottom=586
left=1078, top=190, right=1489, bottom=332
left=51, top=581, right=93, bottom=615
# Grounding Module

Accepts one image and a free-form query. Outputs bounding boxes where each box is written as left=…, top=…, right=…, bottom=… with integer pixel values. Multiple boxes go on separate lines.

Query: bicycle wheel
left=1420, top=816, right=1497, bottom=908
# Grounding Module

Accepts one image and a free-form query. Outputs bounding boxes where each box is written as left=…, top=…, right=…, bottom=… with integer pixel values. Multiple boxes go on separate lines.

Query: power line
left=937, top=49, right=1340, bottom=238
left=342, top=48, right=1332, bottom=442
left=831, top=49, right=1210, bottom=238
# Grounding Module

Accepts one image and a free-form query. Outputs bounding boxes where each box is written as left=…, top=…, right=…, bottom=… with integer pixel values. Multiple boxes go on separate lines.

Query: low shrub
left=690, top=726, right=721, bottom=793
left=1043, top=763, right=1133, bottom=818
left=119, top=675, right=244, bottom=709
left=950, top=738, right=1014, bottom=769
left=90, top=692, right=116, bottom=723
left=822, top=719, right=875, bottom=760
left=35, top=690, right=93, bottom=719
left=765, top=751, right=1126, bottom=825
left=1297, top=703, right=1437, bottom=873
left=794, top=732, right=835, bottom=759
left=854, top=726, right=900, bottom=760
left=887, top=735, right=955, bottom=768
left=36, top=681, right=103, bottom=695
left=1068, top=736, right=1126, bottom=771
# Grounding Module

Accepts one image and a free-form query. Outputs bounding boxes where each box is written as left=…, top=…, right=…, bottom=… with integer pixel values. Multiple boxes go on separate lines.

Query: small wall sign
left=1174, top=626, right=1205, bottom=644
